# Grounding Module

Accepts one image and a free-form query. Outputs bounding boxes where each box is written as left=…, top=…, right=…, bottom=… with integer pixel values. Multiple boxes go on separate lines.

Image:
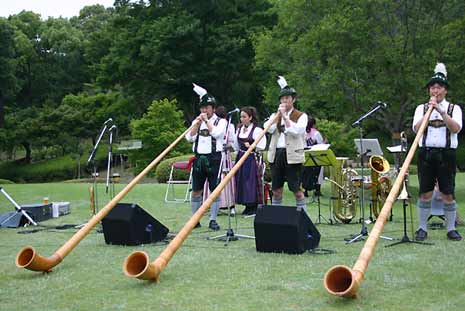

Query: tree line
left=1, top=0, right=464, bottom=165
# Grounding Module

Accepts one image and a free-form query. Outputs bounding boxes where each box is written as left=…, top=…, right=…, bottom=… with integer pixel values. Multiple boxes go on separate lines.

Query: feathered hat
left=193, top=83, right=216, bottom=106
left=277, top=75, right=297, bottom=98
left=426, top=63, right=449, bottom=88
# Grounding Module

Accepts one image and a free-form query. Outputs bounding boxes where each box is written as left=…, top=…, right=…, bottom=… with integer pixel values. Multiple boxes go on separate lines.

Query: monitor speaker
left=102, top=203, right=169, bottom=246
left=254, top=205, right=320, bottom=254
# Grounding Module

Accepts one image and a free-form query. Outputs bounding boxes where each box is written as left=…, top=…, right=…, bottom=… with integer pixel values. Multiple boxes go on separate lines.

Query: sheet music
left=309, top=143, right=331, bottom=151
left=387, top=145, right=407, bottom=153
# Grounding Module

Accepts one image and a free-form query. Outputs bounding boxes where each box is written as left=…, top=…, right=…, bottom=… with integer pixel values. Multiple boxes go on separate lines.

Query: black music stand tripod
left=346, top=102, right=392, bottom=244
left=305, top=151, right=329, bottom=224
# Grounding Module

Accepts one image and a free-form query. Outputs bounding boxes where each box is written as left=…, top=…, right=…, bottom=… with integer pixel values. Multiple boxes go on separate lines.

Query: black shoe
left=209, top=220, right=220, bottom=231
left=447, top=230, right=462, bottom=241
left=415, top=228, right=428, bottom=241
left=194, top=222, right=201, bottom=229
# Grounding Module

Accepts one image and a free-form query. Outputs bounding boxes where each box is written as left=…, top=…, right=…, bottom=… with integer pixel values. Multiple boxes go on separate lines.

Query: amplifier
left=21, top=203, right=53, bottom=222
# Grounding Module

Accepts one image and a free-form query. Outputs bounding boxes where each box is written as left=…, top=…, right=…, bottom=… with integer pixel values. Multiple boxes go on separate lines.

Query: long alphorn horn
left=123, top=112, right=281, bottom=281
left=16, top=122, right=200, bottom=273
left=324, top=105, right=433, bottom=298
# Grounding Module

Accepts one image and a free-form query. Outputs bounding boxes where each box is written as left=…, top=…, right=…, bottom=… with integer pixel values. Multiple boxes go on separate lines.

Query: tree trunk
left=0, top=92, right=4, bottom=128
left=22, top=142, right=31, bottom=163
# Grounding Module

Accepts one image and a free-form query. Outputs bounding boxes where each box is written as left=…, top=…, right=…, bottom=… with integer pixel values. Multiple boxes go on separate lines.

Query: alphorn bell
left=324, top=105, right=433, bottom=298
left=15, top=122, right=200, bottom=273
left=123, top=112, right=282, bottom=281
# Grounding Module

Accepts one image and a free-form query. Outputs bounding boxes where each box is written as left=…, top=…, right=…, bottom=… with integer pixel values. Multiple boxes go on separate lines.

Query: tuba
left=368, top=155, right=391, bottom=218
left=326, top=157, right=358, bottom=223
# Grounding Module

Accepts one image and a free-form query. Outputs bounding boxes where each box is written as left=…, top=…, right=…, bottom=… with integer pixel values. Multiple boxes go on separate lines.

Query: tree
left=254, top=0, right=465, bottom=142
left=130, top=98, right=191, bottom=167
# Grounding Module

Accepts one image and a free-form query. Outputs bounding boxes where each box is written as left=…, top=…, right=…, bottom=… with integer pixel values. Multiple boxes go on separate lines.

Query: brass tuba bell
left=368, top=155, right=391, bottom=218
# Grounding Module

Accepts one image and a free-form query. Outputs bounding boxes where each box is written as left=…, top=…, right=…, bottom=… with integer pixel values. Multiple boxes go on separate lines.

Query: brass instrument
left=368, top=155, right=391, bottom=218
left=324, top=105, right=434, bottom=298
left=326, top=157, right=358, bottom=223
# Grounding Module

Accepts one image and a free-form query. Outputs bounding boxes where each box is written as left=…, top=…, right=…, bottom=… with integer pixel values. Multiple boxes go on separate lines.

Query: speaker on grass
left=102, top=203, right=169, bottom=246
left=253, top=205, right=320, bottom=254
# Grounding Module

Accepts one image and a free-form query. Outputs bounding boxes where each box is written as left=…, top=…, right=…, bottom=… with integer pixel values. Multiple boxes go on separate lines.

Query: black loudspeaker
left=102, top=203, right=169, bottom=246
left=254, top=205, right=320, bottom=254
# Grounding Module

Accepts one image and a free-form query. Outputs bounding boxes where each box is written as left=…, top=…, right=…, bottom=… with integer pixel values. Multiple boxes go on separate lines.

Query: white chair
left=164, top=157, right=194, bottom=203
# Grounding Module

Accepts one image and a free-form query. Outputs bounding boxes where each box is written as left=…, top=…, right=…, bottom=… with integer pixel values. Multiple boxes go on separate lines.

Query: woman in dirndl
left=233, top=106, right=267, bottom=215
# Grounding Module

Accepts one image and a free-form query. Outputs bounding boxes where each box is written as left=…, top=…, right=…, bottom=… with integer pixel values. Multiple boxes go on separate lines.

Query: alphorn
left=16, top=122, right=200, bottom=273
left=324, top=105, right=433, bottom=298
left=123, top=112, right=281, bottom=281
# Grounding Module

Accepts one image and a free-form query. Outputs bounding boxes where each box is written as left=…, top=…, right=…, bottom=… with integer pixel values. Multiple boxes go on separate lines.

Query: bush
left=0, top=179, right=14, bottom=184
left=130, top=98, right=191, bottom=168
left=0, top=148, right=107, bottom=183
left=155, top=154, right=195, bottom=183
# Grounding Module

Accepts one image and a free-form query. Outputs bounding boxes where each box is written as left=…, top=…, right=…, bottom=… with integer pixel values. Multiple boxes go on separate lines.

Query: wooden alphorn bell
left=15, top=122, right=200, bottom=273
left=123, top=112, right=281, bottom=281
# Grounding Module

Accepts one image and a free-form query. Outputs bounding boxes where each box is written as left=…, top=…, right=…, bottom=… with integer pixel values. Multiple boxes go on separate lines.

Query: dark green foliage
left=130, top=98, right=191, bottom=171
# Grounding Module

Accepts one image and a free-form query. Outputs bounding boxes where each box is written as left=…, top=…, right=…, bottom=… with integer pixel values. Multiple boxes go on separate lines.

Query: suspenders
left=422, top=103, right=455, bottom=148
left=194, top=118, right=220, bottom=154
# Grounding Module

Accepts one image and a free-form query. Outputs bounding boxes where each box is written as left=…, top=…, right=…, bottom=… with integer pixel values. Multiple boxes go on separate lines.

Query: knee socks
left=444, top=202, right=457, bottom=232
left=417, top=200, right=431, bottom=231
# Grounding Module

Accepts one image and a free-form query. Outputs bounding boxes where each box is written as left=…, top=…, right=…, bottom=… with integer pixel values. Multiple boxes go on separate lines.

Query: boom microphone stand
left=208, top=109, right=254, bottom=245
left=87, top=118, right=113, bottom=214
left=346, top=102, right=392, bottom=244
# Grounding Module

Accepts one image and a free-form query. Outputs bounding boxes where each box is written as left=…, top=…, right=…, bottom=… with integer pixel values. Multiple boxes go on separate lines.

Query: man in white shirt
left=412, top=63, right=462, bottom=241
left=186, top=87, right=227, bottom=231
left=264, top=77, right=308, bottom=211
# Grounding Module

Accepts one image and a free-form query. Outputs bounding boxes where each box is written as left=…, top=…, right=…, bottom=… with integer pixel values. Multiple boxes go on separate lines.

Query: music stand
left=346, top=137, right=392, bottom=244
left=304, top=146, right=338, bottom=224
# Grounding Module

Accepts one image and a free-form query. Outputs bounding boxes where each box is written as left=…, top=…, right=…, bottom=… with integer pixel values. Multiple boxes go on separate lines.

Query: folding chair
left=164, top=157, right=194, bottom=203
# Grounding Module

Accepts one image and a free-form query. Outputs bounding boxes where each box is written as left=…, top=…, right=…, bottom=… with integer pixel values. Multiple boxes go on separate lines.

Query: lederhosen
left=271, top=109, right=304, bottom=192
left=235, top=125, right=263, bottom=204
left=417, top=103, right=456, bottom=195
left=192, top=118, right=222, bottom=192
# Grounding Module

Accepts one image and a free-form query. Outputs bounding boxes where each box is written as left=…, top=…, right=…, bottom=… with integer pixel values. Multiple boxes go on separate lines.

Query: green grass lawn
left=1, top=175, right=464, bottom=311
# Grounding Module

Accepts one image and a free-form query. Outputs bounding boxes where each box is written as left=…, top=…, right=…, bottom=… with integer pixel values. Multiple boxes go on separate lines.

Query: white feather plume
left=192, top=83, right=207, bottom=98
left=277, top=75, right=288, bottom=89
left=434, top=63, right=447, bottom=77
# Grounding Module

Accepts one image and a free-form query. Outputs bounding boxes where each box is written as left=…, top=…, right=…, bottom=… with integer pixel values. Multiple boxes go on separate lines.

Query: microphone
left=109, top=125, right=117, bottom=132
left=104, top=118, right=113, bottom=125
left=376, top=101, right=387, bottom=108
left=227, top=108, right=240, bottom=115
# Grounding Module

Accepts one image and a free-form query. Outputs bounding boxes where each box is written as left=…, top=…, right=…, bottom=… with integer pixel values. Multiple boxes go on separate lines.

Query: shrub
left=155, top=154, right=195, bottom=183
left=130, top=98, right=191, bottom=168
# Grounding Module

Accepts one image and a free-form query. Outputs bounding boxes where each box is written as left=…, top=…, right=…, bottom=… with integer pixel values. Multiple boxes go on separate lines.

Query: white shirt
left=264, top=109, right=308, bottom=148
left=185, top=114, right=227, bottom=154
left=412, top=99, right=462, bottom=148
left=233, top=125, right=267, bottom=151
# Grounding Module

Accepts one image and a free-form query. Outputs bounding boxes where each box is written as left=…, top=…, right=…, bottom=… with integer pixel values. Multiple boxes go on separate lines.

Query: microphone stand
left=386, top=136, right=433, bottom=247
left=346, top=102, right=392, bottom=244
left=106, top=125, right=117, bottom=197
left=0, top=187, right=37, bottom=227
left=209, top=112, right=254, bottom=245
left=86, top=120, right=111, bottom=217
